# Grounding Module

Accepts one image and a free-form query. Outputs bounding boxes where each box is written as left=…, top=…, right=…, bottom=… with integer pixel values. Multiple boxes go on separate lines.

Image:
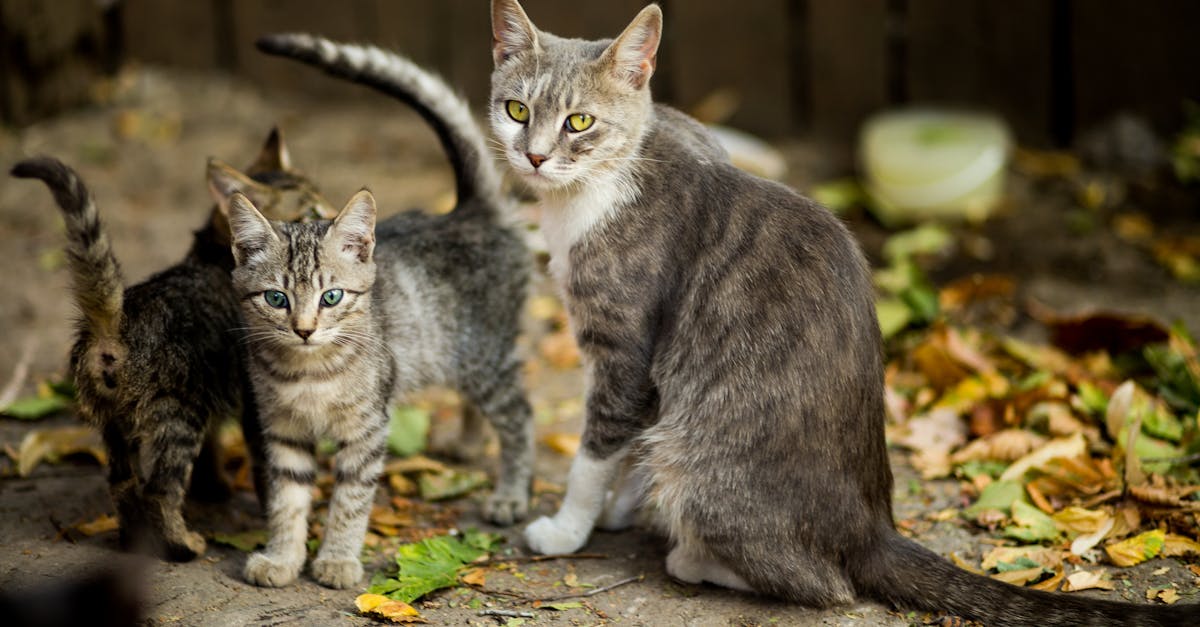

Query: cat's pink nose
left=527, top=153, right=548, bottom=168
left=293, top=328, right=314, bottom=341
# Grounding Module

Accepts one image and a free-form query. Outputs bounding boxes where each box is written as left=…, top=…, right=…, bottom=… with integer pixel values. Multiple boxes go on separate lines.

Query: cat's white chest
left=537, top=173, right=635, bottom=286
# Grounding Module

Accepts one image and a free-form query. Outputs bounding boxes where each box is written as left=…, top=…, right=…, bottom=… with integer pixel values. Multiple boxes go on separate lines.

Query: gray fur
left=233, top=42, right=534, bottom=589
left=490, top=1, right=1198, bottom=625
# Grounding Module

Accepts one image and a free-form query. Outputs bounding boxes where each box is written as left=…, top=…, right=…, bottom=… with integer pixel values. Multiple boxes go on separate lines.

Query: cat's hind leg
left=140, top=399, right=207, bottom=561
left=245, top=432, right=317, bottom=587
left=665, top=542, right=753, bottom=592
left=187, top=417, right=231, bottom=503
left=465, top=359, right=533, bottom=526
left=597, top=453, right=646, bottom=531
left=525, top=446, right=626, bottom=554
left=99, top=421, right=146, bottom=553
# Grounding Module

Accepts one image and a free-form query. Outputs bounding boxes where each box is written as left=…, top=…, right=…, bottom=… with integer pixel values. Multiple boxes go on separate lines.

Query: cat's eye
left=321, top=289, right=344, bottom=307
left=263, top=290, right=289, bottom=309
left=565, top=113, right=594, bottom=132
left=506, top=100, right=530, bottom=123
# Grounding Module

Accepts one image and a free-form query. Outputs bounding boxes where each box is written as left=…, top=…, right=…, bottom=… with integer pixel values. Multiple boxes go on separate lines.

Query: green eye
left=506, top=100, right=530, bottom=123
left=565, top=113, right=594, bottom=132
left=263, top=290, right=288, bottom=308
left=321, top=289, right=344, bottom=307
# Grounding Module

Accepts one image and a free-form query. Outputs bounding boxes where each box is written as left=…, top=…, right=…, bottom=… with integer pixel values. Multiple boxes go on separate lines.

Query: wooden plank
left=121, top=0, right=219, bottom=68
left=1071, top=0, right=1200, bottom=141
left=806, top=0, right=889, bottom=143
left=668, top=0, right=795, bottom=136
left=906, top=0, right=1054, bottom=146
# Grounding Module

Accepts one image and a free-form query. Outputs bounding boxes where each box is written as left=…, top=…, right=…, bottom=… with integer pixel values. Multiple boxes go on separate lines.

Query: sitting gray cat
left=489, top=1, right=1196, bottom=626
left=228, top=41, right=533, bottom=589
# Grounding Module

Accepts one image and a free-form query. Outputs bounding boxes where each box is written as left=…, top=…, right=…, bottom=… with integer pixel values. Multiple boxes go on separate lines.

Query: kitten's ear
left=245, top=126, right=292, bottom=174
left=491, top=0, right=539, bottom=66
left=602, top=4, right=663, bottom=89
left=207, top=158, right=274, bottom=215
left=227, top=192, right=280, bottom=266
left=328, top=189, right=377, bottom=264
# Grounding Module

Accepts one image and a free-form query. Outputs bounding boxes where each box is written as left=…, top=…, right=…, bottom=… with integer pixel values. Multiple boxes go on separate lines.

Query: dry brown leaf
left=951, top=429, right=1046, bottom=464
left=981, top=546, right=1063, bottom=571
left=75, top=513, right=119, bottom=537
left=460, top=567, right=488, bottom=587
left=1147, top=587, right=1181, bottom=604
left=355, top=593, right=425, bottom=623
left=539, top=330, right=581, bottom=369
left=383, top=455, right=448, bottom=476
left=1053, top=507, right=1111, bottom=535
left=532, top=478, right=564, bottom=495
left=1062, top=569, right=1115, bottom=592
left=998, top=432, right=1086, bottom=482
left=1105, top=529, right=1165, bottom=567
left=939, top=274, right=1016, bottom=312
left=541, top=432, right=581, bottom=457
left=388, top=472, right=417, bottom=496
left=991, top=567, right=1046, bottom=586
left=1162, top=534, right=1200, bottom=558
left=18, top=426, right=107, bottom=476
left=1030, top=569, right=1065, bottom=592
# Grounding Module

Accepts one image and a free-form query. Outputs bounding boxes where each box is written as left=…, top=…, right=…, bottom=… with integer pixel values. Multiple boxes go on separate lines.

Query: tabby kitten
left=490, top=2, right=1194, bottom=625
left=10, top=129, right=332, bottom=562
left=230, top=39, right=533, bottom=589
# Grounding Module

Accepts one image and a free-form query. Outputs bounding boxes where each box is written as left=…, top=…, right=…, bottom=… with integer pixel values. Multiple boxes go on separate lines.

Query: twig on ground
left=476, top=552, right=608, bottom=566
left=479, top=609, right=535, bottom=618
left=528, top=574, right=644, bottom=603
left=1081, top=488, right=1123, bottom=509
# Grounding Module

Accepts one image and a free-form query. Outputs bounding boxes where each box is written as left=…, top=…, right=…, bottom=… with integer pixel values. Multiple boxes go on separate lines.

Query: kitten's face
left=227, top=191, right=377, bottom=352
left=489, top=0, right=662, bottom=193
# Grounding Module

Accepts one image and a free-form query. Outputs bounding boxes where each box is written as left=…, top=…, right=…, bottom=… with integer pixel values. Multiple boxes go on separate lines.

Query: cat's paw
left=164, top=530, right=207, bottom=562
left=483, top=490, right=529, bottom=527
left=524, top=515, right=588, bottom=555
left=244, top=551, right=302, bottom=588
left=311, top=556, right=363, bottom=589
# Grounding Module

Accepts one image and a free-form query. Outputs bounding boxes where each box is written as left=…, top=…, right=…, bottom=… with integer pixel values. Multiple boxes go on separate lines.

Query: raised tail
left=856, top=531, right=1197, bottom=627
left=12, top=158, right=124, bottom=342
left=256, top=33, right=500, bottom=207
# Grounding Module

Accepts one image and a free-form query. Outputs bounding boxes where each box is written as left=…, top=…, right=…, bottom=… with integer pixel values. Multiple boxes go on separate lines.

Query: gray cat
left=228, top=40, right=533, bottom=589
left=10, top=130, right=330, bottom=562
left=490, top=1, right=1195, bottom=625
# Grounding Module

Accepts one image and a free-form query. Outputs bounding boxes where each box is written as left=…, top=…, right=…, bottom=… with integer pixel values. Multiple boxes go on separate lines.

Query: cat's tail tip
left=11, top=156, right=71, bottom=185
left=255, top=32, right=317, bottom=57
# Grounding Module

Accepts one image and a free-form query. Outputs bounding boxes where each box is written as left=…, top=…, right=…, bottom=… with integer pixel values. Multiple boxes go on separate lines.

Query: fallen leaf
left=539, top=330, right=581, bottom=369
left=1062, top=569, right=1115, bottom=592
left=2, top=395, right=72, bottom=420
left=384, top=456, right=449, bottom=476
left=1153, top=587, right=1181, bottom=605
left=1053, top=507, right=1112, bottom=535
left=74, top=513, right=119, bottom=536
left=1162, top=533, right=1200, bottom=558
left=1069, top=516, right=1115, bottom=556
left=540, top=601, right=584, bottom=611
left=17, top=426, right=106, bottom=476
left=368, top=531, right=500, bottom=603
left=541, top=433, right=580, bottom=457
left=417, top=469, right=489, bottom=501
left=991, top=566, right=1047, bottom=586
left=1030, top=569, right=1065, bottom=592
left=388, top=405, right=431, bottom=458
left=356, top=593, right=425, bottom=623
left=981, top=546, right=1063, bottom=571
left=965, top=479, right=1027, bottom=522
left=1105, top=529, right=1166, bottom=567
left=951, top=429, right=1045, bottom=464
left=999, top=432, right=1086, bottom=482
left=1004, top=501, right=1060, bottom=543
left=459, top=567, right=487, bottom=587
left=527, top=295, right=564, bottom=322
left=210, top=529, right=268, bottom=552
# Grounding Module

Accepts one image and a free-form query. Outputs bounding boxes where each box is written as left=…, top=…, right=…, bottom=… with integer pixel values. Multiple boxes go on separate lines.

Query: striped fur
left=493, top=2, right=1199, bottom=625
left=9, top=131, right=332, bottom=563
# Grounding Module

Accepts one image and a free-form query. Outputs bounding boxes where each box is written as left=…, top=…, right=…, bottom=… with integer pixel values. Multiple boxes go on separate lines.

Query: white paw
left=524, top=515, right=589, bottom=555
left=311, top=556, right=363, bottom=589
left=244, top=551, right=302, bottom=587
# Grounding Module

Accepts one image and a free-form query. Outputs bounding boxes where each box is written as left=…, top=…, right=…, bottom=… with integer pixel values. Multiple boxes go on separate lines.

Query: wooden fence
left=5, top=1, right=1199, bottom=147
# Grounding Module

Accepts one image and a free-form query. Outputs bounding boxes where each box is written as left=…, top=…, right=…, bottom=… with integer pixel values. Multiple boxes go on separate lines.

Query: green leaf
left=367, top=531, right=501, bottom=603
left=900, top=285, right=940, bottom=324
left=541, top=601, right=584, bottom=611
left=388, top=405, right=431, bottom=457
left=964, top=479, right=1027, bottom=521
left=1003, top=501, right=1060, bottom=543
left=210, top=529, right=268, bottom=552
left=876, top=297, right=913, bottom=340
left=994, top=556, right=1042, bottom=573
left=2, top=395, right=71, bottom=420
left=882, top=223, right=954, bottom=263
left=809, top=178, right=865, bottom=215
left=418, top=469, right=490, bottom=501
left=956, top=459, right=1009, bottom=481
left=1074, top=381, right=1109, bottom=416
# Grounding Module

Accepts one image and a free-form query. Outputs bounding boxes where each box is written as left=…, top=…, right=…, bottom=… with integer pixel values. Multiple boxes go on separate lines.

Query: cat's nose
left=526, top=153, right=549, bottom=168
left=293, top=328, right=314, bottom=341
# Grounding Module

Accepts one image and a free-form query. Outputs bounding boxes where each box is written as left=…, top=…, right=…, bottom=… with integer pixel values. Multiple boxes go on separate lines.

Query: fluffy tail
left=256, top=33, right=500, bottom=207
left=12, top=158, right=124, bottom=341
left=856, top=531, right=1197, bottom=626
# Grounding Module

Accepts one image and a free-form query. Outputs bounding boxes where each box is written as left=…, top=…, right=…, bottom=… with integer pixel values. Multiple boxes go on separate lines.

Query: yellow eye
left=506, top=100, right=529, bottom=123
left=565, top=113, right=594, bottom=132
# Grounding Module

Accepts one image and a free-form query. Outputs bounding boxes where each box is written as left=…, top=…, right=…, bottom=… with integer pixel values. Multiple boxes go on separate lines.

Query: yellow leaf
left=541, top=432, right=581, bottom=457
left=18, top=426, right=107, bottom=476
left=356, top=594, right=390, bottom=613
left=981, top=546, right=1062, bottom=571
left=991, top=567, right=1045, bottom=586
left=1069, top=516, right=1115, bottom=556
left=1162, top=533, right=1200, bottom=558
left=1030, top=569, right=1065, bottom=592
left=356, top=594, right=424, bottom=623
left=1062, top=569, right=1115, bottom=592
left=998, top=432, right=1086, bottom=482
left=1105, top=529, right=1165, bottom=567
left=1052, top=507, right=1111, bottom=535
left=460, top=567, right=488, bottom=587
left=75, top=513, right=119, bottom=537
left=1154, top=588, right=1181, bottom=604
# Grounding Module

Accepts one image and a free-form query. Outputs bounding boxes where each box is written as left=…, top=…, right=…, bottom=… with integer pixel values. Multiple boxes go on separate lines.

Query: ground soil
left=1, top=67, right=1198, bottom=626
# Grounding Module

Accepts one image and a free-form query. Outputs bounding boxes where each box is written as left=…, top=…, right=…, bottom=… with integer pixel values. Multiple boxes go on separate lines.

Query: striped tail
left=12, top=157, right=125, bottom=343
left=256, top=33, right=500, bottom=207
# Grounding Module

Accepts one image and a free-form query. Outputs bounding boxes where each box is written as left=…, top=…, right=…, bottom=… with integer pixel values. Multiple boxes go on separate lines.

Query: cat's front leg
left=310, top=421, right=386, bottom=589
left=244, top=434, right=317, bottom=587
left=526, top=445, right=627, bottom=554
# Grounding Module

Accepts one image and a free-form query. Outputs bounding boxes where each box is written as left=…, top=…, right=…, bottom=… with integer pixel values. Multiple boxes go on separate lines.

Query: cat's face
left=226, top=190, right=377, bottom=351
left=489, top=0, right=662, bottom=193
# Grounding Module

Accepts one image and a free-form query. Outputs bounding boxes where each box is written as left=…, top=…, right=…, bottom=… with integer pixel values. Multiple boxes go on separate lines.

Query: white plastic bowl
left=860, top=109, right=1012, bottom=225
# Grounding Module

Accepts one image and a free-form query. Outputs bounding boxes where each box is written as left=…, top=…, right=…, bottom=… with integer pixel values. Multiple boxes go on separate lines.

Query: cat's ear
left=328, top=189, right=377, bottom=264
left=245, top=126, right=292, bottom=174
left=207, top=158, right=275, bottom=215
left=491, top=0, right=540, bottom=66
left=602, top=4, right=663, bottom=89
left=227, top=192, right=280, bottom=266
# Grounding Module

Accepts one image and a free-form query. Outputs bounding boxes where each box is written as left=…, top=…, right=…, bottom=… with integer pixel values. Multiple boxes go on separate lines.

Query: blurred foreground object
left=861, top=109, right=1012, bottom=226
left=0, top=562, right=144, bottom=627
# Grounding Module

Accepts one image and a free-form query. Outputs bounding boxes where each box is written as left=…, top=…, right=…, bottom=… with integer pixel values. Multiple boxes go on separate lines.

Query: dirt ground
left=1, top=67, right=1198, bottom=626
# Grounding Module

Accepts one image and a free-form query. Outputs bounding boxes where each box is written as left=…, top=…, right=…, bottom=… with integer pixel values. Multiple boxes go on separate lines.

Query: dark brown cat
left=10, top=130, right=333, bottom=561
left=490, top=1, right=1196, bottom=625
